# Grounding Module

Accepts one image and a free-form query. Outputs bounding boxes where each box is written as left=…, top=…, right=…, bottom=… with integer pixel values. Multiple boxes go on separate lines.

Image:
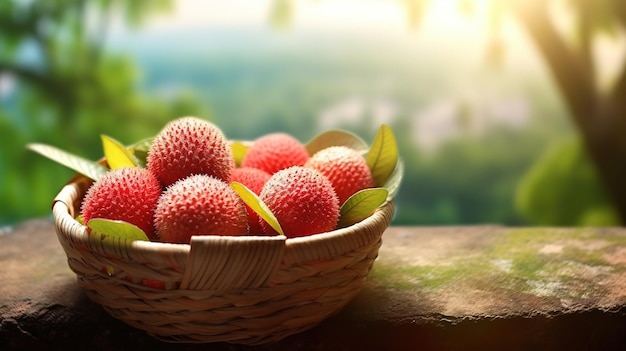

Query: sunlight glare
left=142, top=0, right=496, bottom=39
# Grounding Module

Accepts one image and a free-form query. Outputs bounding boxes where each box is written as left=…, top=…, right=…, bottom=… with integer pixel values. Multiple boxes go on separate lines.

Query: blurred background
left=2, top=0, right=625, bottom=228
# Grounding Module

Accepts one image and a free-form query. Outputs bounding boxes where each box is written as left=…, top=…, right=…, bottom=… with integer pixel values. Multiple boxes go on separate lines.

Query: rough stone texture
left=1, top=220, right=626, bottom=350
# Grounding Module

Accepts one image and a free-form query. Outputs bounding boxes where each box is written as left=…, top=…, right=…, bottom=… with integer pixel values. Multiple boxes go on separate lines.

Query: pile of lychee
left=81, top=117, right=379, bottom=244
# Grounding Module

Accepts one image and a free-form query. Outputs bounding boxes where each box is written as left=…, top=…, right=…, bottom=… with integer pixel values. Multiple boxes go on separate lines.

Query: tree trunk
left=513, top=0, right=626, bottom=224
left=582, top=102, right=626, bottom=223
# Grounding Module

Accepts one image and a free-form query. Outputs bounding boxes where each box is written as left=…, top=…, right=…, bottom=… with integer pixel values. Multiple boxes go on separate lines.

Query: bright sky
left=115, top=0, right=626, bottom=96
left=147, top=0, right=491, bottom=37
left=134, top=0, right=537, bottom=67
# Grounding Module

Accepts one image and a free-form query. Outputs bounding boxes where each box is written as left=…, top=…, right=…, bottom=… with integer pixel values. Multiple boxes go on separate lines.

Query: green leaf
left=129, top=137, right=153, bottom=167
left=230, top=181, right=284, bottom=236
left=366, top=124, right=399, bottom=187
left=101, top=135, right=137, bottom=169
left=306, top=130, right=368, bottom=156
left=383, top=158, right=404, bottom=200
left=515, top=137, right=619, bottom=226
left=338, top=188, right=389, bottom=228
left=27, top=143, right=109, bottom=181
left=231, top=141, right=250, bottom=167
left=87, top=218, right=150, bottom=241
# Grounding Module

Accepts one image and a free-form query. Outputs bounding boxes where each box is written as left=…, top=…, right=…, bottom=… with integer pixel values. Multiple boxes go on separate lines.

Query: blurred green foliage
left=0, top=0, right=207, bottom=225
left=516, top=137, right=619, bottom=226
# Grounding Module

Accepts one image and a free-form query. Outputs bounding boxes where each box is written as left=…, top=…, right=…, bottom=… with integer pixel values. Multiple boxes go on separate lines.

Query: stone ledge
left=1, top=220, right=626, bottom=350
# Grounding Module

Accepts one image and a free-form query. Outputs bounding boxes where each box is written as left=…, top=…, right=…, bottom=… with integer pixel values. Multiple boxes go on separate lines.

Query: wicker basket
left=52, top=173, right=395, bottom=345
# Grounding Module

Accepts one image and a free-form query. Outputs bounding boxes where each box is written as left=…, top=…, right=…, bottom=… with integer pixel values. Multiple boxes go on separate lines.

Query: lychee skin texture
left=147, top=117, right=234, bottom=187
left=305, top=146, right=375, bottom=205
left=229, top=167, right=271, bottom=234
left=81, top=167, right=162, bottom=240
left=259, top=166, right=339, bottom=237
left=154, top=174, right=249, bottom=243
left=241, top=133, right=310, bottom=174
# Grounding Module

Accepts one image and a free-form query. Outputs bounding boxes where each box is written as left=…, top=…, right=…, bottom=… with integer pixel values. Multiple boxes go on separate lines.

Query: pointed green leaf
left=338, top=188, right=389, bottom=228
left=101, top=135, right=137, bottom=169
left=383, top=158, right=404, bottom=200
left=129, top=137, right=153, bottom=167
left=366, top=124, right=399, bottom=187
left=230, top=181, right=284, bottom=236
left=27, top=143, right=109, bottom=181
left=87, top=218, right=150, bottom=241
left=231, top=141, right=250, bottom=167
left=306, top=130, right=368, bottom=156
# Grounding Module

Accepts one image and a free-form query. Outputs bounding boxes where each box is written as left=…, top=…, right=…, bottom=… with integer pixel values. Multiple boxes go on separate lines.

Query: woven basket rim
left=52, top=173, right=395, bottom=260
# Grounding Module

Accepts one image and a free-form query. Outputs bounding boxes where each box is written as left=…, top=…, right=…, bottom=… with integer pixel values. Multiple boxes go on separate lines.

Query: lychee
left=81, top=167, right=162, bottom=240
left=147, top=117, right=234, bottom=186
left=154, top=174, right=249, bottom=243
left=305, top=146, right=374, bottom=205
left=259, top=166, right=339, bottom=237
left=241, top=133, right=309, bottom=174
left=229, top=167, right=271, bottom=234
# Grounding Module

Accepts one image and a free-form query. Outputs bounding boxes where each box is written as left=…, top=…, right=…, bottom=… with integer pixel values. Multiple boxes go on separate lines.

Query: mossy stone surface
left=356, top=226, right=626, bottom=321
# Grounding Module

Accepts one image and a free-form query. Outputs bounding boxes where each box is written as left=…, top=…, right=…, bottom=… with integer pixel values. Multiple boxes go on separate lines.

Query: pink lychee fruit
left=154, top=174, right=249, bottom=243
left=305, top=146, right=374, bottom=205
left=147, top=117, right=234, bottom=186
left=241, top=133, right=309, bottom=174
left=259, top=166, right=340, bottom=237
left=229, top=167, right=272, bottom=234
left=81, top=167, right=162, bottom=240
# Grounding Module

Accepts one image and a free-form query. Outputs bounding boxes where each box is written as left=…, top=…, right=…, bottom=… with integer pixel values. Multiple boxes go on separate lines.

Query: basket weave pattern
left=52, top=175, right=395, bottom=344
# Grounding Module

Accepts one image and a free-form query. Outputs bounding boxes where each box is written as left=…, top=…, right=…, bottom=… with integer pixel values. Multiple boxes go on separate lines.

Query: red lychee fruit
left=154, top=174, right=249, bottom=243
left=241, top=133, right=309, bottom=174
left=259, top=166, right=339, bottom=237
left=229, top=167, right=271, bottom=234
left=147, top=117, right=234, bottom=187
left=81, top=167, right=162, bottom=240
left=305, top=146, right=374, bottom=205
